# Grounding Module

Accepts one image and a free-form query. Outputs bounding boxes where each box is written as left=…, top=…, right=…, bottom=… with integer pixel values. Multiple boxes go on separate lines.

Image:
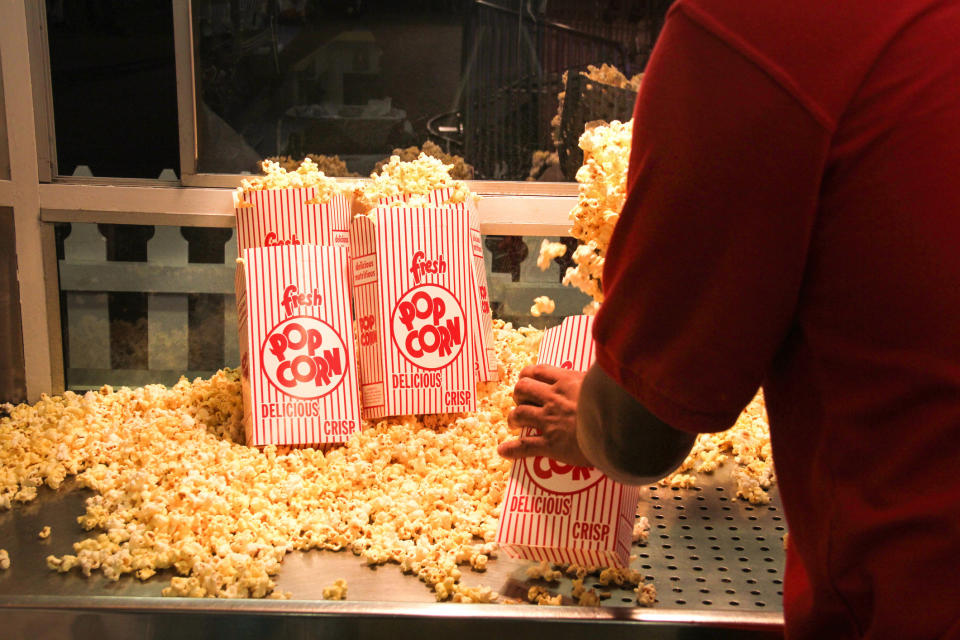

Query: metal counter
left=0, top=467, right=785, bottom=639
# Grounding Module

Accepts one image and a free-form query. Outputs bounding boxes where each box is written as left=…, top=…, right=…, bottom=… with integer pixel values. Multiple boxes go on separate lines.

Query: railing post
left=62, top=223, right=110, bottom=373
left=146, top=226, right=189, bottom=373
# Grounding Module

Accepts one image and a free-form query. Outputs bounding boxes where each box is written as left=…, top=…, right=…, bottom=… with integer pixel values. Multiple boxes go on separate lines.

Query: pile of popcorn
left=0, top=322, right=533, bottom=601
left=356, top=153, right=475, bottom=215
left=235, top=157, right=344, bottom=207
left=661, top=391, right=775, bottom=504
left=372, top=141, right=474, bottom=181
left=263, top=155, right=360, bottom=178
left=0, top=321, right=774, bottom=601
left=539, top=119, right=633, bottom=316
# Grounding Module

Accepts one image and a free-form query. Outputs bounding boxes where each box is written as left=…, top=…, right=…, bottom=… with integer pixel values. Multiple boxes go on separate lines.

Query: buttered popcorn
left=558, top=119, right=634, bottom=309
left=530, top=295, right=556, bottom=318
left=0, top=549, right=9, bottom=570
left=355, top=153, right=475, bottom=216
left=322, top=578, right=348, bottom=600
left=235, top=157, right=345, bottom=207
left=0, top=322, right=539, bottom=600
left=1, top=321, right=774, bottom=602
left=661, top=391, right=775, bottom=505
left=537, top=240, right=567, bottom=270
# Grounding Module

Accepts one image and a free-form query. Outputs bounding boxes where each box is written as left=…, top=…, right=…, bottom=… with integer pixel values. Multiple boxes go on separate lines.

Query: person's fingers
left=497, top=435, right=551, bottom=460
left=513, top=376, right=553, bottom=406
left=507, top=404, right=543, bottom=429
left=520, top=364, right=564, bottom=384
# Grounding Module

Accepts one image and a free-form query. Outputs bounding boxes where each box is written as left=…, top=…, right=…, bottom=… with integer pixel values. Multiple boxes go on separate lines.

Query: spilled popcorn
left=0, top=324, right=775, bottom=601
left=0, top=549, right=9, bottom=570
left=663, top=391, right=775, bottom=504
left=322, top=578, right=348, bottom=601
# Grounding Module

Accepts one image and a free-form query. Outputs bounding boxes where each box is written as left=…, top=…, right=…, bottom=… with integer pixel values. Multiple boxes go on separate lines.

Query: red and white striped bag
left=350, top=206, right=477, bottom=419
left=236, top=244, right=361, bottom=447
left=426, top=188, right=499, bottom=382
left=234, top=188, right=351, bottom=253
left=496, top=315, right=641, bottom=567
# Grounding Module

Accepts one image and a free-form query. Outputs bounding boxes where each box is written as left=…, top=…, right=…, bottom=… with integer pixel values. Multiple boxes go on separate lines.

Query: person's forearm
left=576, top=363, right=697, bottom=486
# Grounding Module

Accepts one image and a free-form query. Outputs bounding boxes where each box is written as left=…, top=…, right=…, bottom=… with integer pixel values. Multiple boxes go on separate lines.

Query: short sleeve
left=593, top=6, right=831, bottom=433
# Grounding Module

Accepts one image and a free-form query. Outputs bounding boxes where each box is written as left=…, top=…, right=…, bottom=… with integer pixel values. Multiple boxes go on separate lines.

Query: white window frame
left=1, top=1, right=581, bottom=401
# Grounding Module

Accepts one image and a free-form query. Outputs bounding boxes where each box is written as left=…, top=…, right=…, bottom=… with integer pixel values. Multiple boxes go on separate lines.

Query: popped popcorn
left=537, top=240, right=567, bottom=270
left=529, top=295, right=556, bottom=318
left=356, top=153, right=475, bottom=215
left=527, top=585, right=562, bottom=606
left=574, top=582, right=601, bottom=606
left=0, top=549, right=9, bottom=570
left=661, top=391, right=775, bottom=505
left=0, top=319, right=773, bottom=604
left=635, top=582, right=656, bottom=607
left=38, top=525, right=51, bottom=539
left=632, top=517, right=650, bottom=545
left=0, top=322, right=538, bottom=600
left=235, top=157, right=345, bottom=207
left=525, top=560, right=562, bottom=583
left=373, top=140, right=474, bottom=180
left=264, top=154, right=360, bottom=178
left=322, top=578, right=348, bottom=600
left=560, top=119, right=634, bottom=306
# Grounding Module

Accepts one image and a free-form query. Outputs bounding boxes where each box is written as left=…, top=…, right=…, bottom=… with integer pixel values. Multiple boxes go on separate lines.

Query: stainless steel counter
left=0, top=467, right=785, bottom=639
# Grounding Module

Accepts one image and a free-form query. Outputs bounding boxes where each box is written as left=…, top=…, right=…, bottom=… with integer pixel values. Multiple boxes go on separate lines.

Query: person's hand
left=497, top=364, right=593, bottom=468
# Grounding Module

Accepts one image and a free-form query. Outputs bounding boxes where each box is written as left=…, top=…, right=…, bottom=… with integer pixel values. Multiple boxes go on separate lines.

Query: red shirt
left=593, top=1, right=960, bottom=637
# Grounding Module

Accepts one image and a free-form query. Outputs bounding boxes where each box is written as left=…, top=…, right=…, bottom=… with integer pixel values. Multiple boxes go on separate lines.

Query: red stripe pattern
left=236, top=245, right=361, bottom=447
left=496, top=315, right=641, bottom=567
left=235, top=188, right=351, bottom=254
left=426, top=188, right=499, bottom=381
left=350, top=206, right=478, bottom=419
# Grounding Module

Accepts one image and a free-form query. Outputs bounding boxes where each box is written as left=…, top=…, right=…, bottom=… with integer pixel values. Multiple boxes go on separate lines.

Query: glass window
left=46, top=1, right=180, bottom=179
left=193, top=0, right=671, bottom=180
left=55, top=223, right=588, bottom=389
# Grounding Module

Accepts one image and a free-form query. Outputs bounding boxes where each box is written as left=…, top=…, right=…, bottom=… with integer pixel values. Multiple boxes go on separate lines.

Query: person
left=498, top=1, right=960, bottom=638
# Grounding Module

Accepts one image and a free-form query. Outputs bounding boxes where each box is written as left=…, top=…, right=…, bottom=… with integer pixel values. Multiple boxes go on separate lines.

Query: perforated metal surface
left=0, top=466, right=786, bottom=627
left=636, top=479, right=786, bottom=611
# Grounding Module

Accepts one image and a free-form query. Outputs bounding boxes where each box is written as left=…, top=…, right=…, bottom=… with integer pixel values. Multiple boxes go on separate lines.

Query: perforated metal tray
left=0, top=465, right=785, bottom=636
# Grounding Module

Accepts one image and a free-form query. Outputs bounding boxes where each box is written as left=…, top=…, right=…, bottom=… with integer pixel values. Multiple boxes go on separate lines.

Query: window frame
left=0, top=0, right=584, bottom=401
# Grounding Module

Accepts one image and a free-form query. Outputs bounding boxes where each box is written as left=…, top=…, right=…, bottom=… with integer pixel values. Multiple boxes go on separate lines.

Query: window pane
left=194, top=0, right=671, bottom=180
left=47, top=1, right=180, bottom=179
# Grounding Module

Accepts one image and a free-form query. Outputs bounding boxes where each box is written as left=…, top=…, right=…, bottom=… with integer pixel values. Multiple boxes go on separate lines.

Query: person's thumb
left=497, top=435, right=549, bottom=460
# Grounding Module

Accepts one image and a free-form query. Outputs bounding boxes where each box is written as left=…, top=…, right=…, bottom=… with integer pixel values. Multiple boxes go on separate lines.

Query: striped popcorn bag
left=350, top=206, right=478, bottom=419
left=236, top=244, right=361, bottom=447
left=233, top=187, right=351, bottom=253
left=496, top=315, right=641, bottom=567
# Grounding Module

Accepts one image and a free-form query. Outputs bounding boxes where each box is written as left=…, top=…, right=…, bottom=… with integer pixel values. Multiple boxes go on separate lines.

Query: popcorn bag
left=236, top=244, right=361, bottom=447
left=234, top=187, right=351, bottom=253
left=426, top=188, right=499, bottom=382
left=496, top=315, right=641, bottom=567
left=350, top=206, right=477, bottom=419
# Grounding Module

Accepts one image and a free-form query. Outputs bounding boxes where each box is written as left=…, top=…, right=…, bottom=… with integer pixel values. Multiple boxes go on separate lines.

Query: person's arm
left=501, top=5, right=831, bottom=470
left=498, top=363, right=696, bottom=486
left=576, top=363, right=696, bottom=485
